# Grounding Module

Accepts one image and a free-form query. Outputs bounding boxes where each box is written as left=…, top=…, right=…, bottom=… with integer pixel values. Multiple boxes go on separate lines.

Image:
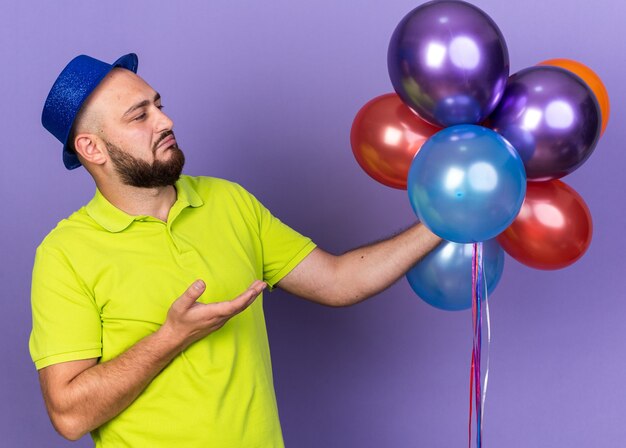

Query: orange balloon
left=497, top=180, right=592, bottom=270
left=350, top=93, right=441, bottom=189
left=538, top=58, right=610, bottom=135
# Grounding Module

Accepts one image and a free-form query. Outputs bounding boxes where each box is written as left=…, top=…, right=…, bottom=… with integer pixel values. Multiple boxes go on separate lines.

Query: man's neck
left=96, top=181, right=178, bottom=223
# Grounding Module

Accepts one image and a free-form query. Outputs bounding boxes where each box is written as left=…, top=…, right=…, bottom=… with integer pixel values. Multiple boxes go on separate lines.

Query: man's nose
left=154, top=106, right=174, bottom=133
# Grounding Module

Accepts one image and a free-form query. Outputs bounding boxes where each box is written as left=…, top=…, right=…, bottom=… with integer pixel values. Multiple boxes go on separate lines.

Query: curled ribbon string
left=473, top=243, right=482, bottom=448
left=482, top=259, right=491, bottom=431
left=468, top=242, right=485, bottom=448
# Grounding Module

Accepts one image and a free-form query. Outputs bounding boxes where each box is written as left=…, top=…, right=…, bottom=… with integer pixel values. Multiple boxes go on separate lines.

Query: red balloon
left=350, top=93, right=441, bottom=189
left=497, top=180, right=593, bottom=270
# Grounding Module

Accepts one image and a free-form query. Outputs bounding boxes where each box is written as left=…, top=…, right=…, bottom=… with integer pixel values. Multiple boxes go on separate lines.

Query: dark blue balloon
left=388, top=0, right=509, bottom=127
left=406, top=239, right=504, bottom=311
left=407, top=125, right=526, bottom=243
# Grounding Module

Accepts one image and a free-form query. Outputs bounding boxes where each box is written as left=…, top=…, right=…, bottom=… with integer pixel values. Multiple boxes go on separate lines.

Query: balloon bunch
left=350, top=0, right=608, bottom=445
left=350, top=0, right=609, bottom=311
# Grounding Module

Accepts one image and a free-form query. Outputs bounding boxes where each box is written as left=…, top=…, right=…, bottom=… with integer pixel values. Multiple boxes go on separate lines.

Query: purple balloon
left=388, top=0, right=509, bottom=127
left=488, top=66, right=601, bottom=181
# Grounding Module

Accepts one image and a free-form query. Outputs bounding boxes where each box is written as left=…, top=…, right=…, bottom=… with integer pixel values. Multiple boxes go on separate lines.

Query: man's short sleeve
left=29, top=244, right=102, bottom=370
left=234, top=184, right=316, bottom=288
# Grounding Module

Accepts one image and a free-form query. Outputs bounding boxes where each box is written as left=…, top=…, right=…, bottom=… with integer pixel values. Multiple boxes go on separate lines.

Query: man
left=30, top=53, right=440, bottom=447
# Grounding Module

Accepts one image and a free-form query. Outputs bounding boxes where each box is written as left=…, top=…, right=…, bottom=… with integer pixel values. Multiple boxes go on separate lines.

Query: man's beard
left=106, top=133, right=185, bottom=188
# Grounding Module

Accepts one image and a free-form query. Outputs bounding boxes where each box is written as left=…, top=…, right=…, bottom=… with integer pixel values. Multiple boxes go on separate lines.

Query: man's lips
left=157, top=135, right=176, bottom=149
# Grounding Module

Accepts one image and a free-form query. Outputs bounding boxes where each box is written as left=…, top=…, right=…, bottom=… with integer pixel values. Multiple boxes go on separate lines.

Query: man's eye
left=157, top=105, right=164, bottom=110
left=134, top=113, right=146, bottom=121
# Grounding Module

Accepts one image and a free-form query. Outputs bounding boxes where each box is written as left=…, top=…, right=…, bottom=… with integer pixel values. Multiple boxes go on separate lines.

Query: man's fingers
left=176, top=280, right=206, bottom=308
left=175, top=280, right=265, bottom=319
left=233, top=280, right=267, bottom=307
left=220, top=281, right=267, bottom=316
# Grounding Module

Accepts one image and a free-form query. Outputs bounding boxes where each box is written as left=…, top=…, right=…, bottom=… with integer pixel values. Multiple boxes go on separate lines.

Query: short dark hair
left=65, top=103, right=91, bottom=154
left=66, top=125, right=78, bottom=154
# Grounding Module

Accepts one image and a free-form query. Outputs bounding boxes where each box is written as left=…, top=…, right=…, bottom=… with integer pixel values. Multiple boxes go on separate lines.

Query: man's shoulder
left=180, top=174, right=255, bottom=203
left=180, top=175, right=266, bottom=225
left=37, top=207, right=99, bottom=252
left=180, top=174, right=246, bottom=193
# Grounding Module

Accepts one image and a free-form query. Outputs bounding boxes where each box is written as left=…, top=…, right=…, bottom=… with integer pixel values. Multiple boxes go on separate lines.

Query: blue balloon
left=407, top=124, right=526, bottom=243
left=406, top=239, right=505, bottom=311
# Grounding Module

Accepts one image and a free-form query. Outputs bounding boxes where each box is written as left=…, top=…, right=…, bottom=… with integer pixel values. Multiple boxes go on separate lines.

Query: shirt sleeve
left=29, top=244, right=102, bottom=370
left=234, top=184, right=317, bottom=289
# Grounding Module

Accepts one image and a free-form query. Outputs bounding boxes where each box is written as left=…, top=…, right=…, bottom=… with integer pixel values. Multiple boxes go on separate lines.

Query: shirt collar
left=174, top=175, right=204, bottom=209
left=85, top=175, right=204, bottom=233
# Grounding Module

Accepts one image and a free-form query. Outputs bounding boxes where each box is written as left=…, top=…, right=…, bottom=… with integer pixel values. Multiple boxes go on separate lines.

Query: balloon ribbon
left=468, top=242, right=490, bottom=448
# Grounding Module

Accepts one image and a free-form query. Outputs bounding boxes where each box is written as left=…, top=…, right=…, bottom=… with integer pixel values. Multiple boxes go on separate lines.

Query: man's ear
left=74, top=133, right=107, bottom=166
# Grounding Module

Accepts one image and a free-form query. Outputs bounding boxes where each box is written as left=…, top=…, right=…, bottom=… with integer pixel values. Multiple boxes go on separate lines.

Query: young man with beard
left=31, top=53, right=440, bottom=447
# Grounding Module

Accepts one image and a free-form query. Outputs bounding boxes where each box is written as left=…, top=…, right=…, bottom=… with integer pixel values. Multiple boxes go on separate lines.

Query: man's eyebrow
left=123, top=93, right=161, bottom=118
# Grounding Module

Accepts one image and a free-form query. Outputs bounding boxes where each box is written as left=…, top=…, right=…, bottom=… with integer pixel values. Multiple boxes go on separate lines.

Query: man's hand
left=39, top=279, right=266, bottom=441
left=160, top=279, right=267, bottom=351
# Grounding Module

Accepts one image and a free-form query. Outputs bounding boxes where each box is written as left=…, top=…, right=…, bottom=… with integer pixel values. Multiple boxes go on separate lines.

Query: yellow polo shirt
left=29, top=175, right=316, bottom=447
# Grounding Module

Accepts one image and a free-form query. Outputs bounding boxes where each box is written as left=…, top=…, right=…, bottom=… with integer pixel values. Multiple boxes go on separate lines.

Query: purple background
left=2, top=0, right=624, bottom=446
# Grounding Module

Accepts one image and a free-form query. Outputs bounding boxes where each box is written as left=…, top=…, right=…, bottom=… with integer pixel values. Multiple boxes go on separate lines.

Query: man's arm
left=38, top=279, right=266, bottom=441
left=277, top=222, right=440, bottom=306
